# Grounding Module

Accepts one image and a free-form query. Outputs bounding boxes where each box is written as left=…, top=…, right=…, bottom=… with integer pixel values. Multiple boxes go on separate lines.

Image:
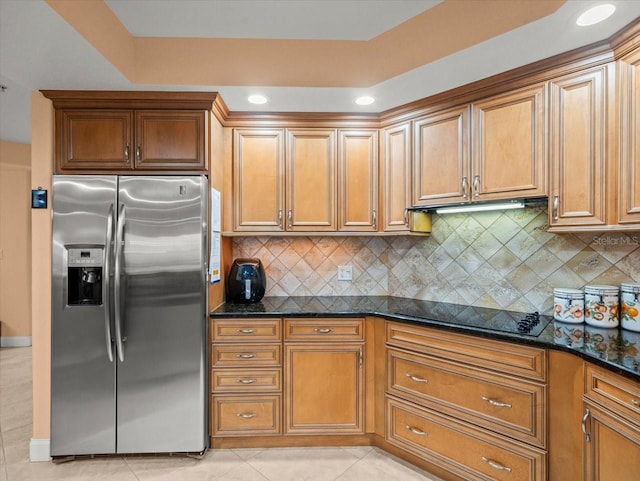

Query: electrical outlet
left=337, top=265, right=353, bottom=281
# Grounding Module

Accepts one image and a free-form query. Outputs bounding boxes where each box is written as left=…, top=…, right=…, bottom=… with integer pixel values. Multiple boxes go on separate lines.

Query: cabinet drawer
left=585, top=364, right=640, bottom=422
left=386, top=321, right=546, bottom=381
left=212, top=319, right=281, bottom=342
left=212, top=344, right=281, bottom=368
left=212, top=369, right=281, bottom=393
left=212, top=395, right=281, bottom=436
left=284, top=318, right=364, bottom=341
left=387, top=396, right=546, bottom=481
left=388, top=348, right=546, bottom=447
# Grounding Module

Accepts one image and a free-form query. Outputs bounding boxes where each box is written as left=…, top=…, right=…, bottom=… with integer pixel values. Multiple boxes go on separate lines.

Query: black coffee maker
left=227, top=258, right=266, bottom=303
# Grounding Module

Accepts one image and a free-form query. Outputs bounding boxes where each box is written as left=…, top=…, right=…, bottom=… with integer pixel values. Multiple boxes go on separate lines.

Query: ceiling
left=1, top=0, right=639, bottom=144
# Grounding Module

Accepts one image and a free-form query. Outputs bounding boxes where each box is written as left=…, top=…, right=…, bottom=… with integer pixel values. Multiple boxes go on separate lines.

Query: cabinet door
left=583, top=401, right=640, bottom=481
left=413, top=106, right=470, bottom=206
left=381, top=123, right=411, bottom=232
left=134, top=110, right=206, bottom=170
left=618, top=50, right=640, bottom=224
left=57, top=110, right=133, bottom=171
left=549, top=67, right=608, bottom=229
left=233, top=129, right=285, bottom=231
left=286, top=129, right=336, bottom=231
left=338, top=130, right=379, bottom=231
left=284, top=343, right=364, bottom=434
left=472, top=83, right=547, bottom=201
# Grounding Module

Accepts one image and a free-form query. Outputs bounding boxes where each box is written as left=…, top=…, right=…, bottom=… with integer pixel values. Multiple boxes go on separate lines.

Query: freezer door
left=116, top=176, right=207, bottom=453
left=51, top=175, right=117, bottom=456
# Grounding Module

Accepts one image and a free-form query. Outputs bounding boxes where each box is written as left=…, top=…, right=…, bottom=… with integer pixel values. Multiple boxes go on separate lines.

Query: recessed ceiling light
left=576, top=4, right=616, bottom=26
left=355, top=96, right=375, bottom=106
left=248, top=94, right=268, bottom=105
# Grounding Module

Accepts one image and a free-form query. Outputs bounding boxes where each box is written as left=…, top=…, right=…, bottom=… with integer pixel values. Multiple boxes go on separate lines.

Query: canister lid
left=553, top=288, right=583, bottom=298
left=584, top=285, right=619, bottom=294
left=621, top=283, right=640, bottom=293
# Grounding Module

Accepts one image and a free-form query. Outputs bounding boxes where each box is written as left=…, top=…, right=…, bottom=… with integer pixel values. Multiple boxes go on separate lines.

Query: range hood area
left=409, top=197, right=549, bottom=215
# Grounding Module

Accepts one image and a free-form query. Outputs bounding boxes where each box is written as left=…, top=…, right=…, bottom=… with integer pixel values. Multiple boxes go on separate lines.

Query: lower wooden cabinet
left=212, top=395, right=281, bottom=436
left=387, top=396, right=547, bottom=481
left=582, top=364, right=640, bottom=481
left=284, top=318, right=365, bottom=435
left=284, top=343, right=364, bottom=434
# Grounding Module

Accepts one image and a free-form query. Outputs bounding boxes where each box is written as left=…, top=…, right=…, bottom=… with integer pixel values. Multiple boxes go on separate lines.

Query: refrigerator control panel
left=68, top=247, right=103, bottom=267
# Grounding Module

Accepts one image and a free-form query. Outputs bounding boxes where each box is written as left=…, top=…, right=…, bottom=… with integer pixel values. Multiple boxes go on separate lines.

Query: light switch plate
left=338, top=265, right=353, bottom=281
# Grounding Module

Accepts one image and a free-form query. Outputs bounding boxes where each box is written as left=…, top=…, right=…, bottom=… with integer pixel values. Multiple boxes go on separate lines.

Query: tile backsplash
left=232, top=206, right=640, bottom=315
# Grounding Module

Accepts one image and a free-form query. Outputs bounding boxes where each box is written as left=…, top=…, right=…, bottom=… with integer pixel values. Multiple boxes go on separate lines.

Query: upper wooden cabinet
left=413, top=83, right=547, bottom=207
left=42, top=91, right=216, bottom=173
left=286, top=129, right=337, bottom=231
left=548, top=66, right=609, bottom=230
left=618, top=48, right=640, bottom=225
left=133, top=110, right=207, bottom=170
left=413, top=105, right=469, bottom=206
left=233, top=129, right=285, bottom=232
left=338, top=130, right=379, bottom=232
left=381, top=123, right=411, bottom=232
left=231, top=128, right=379, bottom=233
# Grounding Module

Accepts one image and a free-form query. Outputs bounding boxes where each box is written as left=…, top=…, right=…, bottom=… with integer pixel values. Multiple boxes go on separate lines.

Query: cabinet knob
left=632, top=399, right=639, bottom=407
left=124, top=144, right=130, bottom=163
left=278, top=210, right=283, bottom=229
left=461, top=176, right=469, bottom=199
left=314, top=328, right=333, bottom=334
left=481, top=457, right=512, bottom=472
left=553, top=195, right=559, bottom=222
left=136, top=145, right=141, bottom=162
left=372, top=209, right=377, bottom=230
left=287, top=209, right=293, bottom=228
left=237, top=328, right=256, bottom=334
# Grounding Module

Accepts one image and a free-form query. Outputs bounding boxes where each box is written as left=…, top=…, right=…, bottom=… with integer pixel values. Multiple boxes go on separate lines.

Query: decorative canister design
left=584, top=285, right=619, bottom=328
left=621, top=283, right=640, bottom=332
left=584, top=325, right=620, bottom=361
left=553, top=288, right=584, bottom=323
left=553, top=321, right=584, bottom=348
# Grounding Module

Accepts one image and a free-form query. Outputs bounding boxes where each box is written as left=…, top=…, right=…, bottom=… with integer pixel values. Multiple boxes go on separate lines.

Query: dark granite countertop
left=211, top=296, right=640, bottom=382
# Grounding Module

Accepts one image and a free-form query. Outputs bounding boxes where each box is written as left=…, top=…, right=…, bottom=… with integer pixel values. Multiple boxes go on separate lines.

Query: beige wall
left=0, top=140, right=32, bottom=340
left=30, top=92, right=53, bottom=440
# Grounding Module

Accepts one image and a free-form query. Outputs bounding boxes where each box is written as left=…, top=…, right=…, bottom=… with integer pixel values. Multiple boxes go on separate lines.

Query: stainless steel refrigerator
left=51, top=175, right=208, bottom=456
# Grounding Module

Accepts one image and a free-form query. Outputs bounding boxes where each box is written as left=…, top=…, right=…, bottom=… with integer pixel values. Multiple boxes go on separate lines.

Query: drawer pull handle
left=481, top=457, right=512, bottom=472
left=237, top=379, right=257, bottom=384
left=314, top=328, right=333, bottom=334
left=237, top=353, right=257, bottom=359
left=482, top=396, right=512, bottom=408
left=237, top=329, right=257, bottom=334
left=405, top=425, right=427, bottom=436
left=582, top=408, right=591, bottom=442
left=237, top=412, right=257, bottom=419
left=632, top=399, right=639, bottom=407
left=406, top=374, right=428, bottom=384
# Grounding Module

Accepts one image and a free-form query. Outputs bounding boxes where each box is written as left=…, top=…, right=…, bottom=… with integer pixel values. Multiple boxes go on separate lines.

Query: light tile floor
left=1, top=347, right=442, bottom=481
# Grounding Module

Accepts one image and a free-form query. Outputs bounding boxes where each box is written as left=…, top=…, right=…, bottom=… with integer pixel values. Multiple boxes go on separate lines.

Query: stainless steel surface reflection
left=51, top=175, right=207, bottom=456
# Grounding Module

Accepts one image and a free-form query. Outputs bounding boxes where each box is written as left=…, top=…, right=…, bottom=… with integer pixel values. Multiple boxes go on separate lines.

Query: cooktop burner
left=388, top=298, right=552, bottom=337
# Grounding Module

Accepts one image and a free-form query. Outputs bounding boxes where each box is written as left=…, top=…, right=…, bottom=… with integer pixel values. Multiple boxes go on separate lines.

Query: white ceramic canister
left=553, top=288, right=584, bottom=323
left=621, top=283, right=640, bottom=332
left=584, top=285, right=620, bottom=328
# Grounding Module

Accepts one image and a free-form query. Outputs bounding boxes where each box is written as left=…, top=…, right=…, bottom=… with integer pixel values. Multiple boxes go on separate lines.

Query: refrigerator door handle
left=114, top=204, right=126, bottom=363
left=104, top=204, right=115, bottom=363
